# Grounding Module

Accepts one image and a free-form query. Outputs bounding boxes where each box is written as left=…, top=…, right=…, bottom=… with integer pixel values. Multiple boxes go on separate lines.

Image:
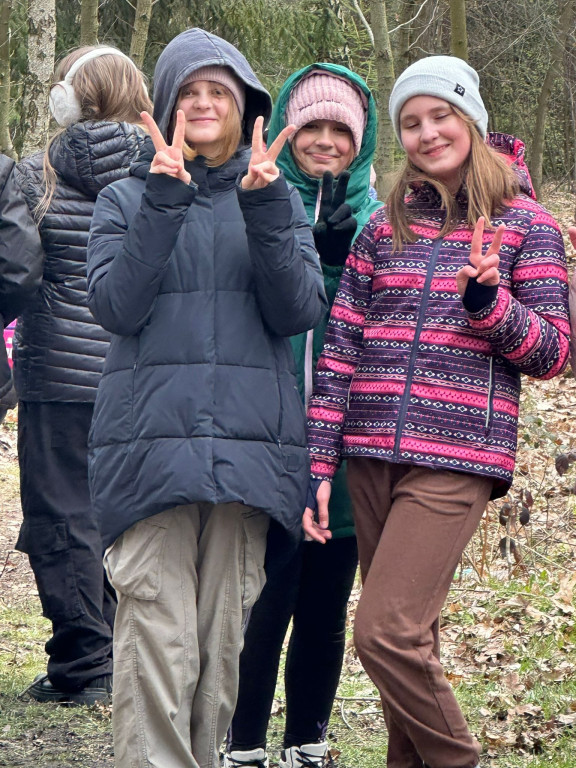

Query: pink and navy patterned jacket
left=307, top=184, right=569, bottom=498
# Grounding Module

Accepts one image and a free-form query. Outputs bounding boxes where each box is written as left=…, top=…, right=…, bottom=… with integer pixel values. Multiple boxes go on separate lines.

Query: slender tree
left=130, top=0, right=153, bottom=68
left=369, top=0, right=396, bottom=198
left=449, top=0, right=468, bottom=60
left=80, top=0, right=99, bottom=45
left=20, top=0, right=56, bottom=157
left=392, top=0, right=418, bottom=72
left=0, top=0, right=15, bottom=158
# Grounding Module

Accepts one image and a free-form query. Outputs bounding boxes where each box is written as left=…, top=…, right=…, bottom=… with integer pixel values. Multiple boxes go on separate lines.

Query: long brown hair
left=180, top=86, right=243, bottom=167
left=35, top=45, right=152, bottom=221
left=386, top=106, right=519, bottom=252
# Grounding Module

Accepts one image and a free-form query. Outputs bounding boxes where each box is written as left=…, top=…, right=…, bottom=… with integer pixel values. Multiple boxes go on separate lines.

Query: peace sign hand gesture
left=313, top=171, right=356, bottom=266
left=241, top=116, right=296, bottom=190
left=141, top=110, right=191, bottom=186
left=456, top=216, right=505, bottom=297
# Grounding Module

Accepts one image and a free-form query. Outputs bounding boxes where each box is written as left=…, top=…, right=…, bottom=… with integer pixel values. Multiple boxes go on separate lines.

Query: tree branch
left=350, top=0, right=374, bottom=46
left=389, top=0, right=432, bottom=35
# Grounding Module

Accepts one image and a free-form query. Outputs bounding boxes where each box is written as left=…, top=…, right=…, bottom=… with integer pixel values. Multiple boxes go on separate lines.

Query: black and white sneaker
left=279, top=743, right=328, bottom=768
left=223, top=748, right=269, bottom=768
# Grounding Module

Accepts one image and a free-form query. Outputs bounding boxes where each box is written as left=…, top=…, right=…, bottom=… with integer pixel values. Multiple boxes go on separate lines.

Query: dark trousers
left=347, top=458, right=492, bottom=768
left=229, top=535, right=358, bottom=750
left=16, top=401, right=115, bottom=691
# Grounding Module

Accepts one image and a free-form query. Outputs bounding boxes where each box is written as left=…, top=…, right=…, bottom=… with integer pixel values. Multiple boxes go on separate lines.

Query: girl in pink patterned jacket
left=305, top=56, right=569, bottom=768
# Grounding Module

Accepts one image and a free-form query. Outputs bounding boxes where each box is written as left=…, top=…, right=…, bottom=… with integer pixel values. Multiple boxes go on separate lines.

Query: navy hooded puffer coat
left=87, top=29, right=327, bottom=549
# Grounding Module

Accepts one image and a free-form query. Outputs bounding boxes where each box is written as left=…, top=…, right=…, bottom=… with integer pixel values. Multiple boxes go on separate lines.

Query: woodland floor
left=1, top=186, right=576, bottom=767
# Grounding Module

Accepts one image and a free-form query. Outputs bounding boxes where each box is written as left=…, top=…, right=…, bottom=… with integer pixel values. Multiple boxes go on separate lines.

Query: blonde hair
left=387, top=107, right=519, bottom=252
left=179, top=86, right=243, bottom=167
left=36, top=45, right=152, bottom=221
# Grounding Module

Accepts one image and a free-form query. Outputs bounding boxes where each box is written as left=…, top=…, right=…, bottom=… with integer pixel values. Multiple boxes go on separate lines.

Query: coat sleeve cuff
left=462, top=277, right=499, bottom=313
left=236, top=173, right=292, bottom=225
left=144, top=172, right=197, bottom=209
left=466, top=286, right=510, bottom=329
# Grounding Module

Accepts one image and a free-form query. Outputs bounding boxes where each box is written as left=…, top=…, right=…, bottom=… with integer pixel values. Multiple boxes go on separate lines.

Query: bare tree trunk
left=449, top=0, right=468, bottom=60
left=370, top=0, right=396, bottom=198
left=0, top=0, right=15, bottom=158
left=393, top=0, right=417, bottom=72
left=20, top=0, right=56, bottom=158
left=530, top=0, right=575, bottom=197
left=130, top=0, right=154, bottom=68
left=80, top=0, right=99, bottom=46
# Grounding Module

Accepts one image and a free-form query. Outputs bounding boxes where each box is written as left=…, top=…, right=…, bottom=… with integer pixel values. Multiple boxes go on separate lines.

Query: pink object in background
left=3, top=320, right=16, bottom=368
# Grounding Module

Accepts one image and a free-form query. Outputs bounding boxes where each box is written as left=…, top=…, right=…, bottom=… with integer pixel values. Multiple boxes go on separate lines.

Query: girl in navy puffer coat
left=87, top=28, right=325, bottom=768
left=306, top=56, right=569, bottom=768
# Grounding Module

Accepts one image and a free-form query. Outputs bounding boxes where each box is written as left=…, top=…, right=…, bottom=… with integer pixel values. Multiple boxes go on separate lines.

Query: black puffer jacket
left=13, top=121, right=146, bottom=402
left=0, top=155, right=44, bottom=399
left=86, top=29, right=327, bottom=549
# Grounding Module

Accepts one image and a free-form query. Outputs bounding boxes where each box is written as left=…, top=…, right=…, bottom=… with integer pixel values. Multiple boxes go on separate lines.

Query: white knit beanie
left=389, top=56, right=488, bottom=143
left=285, top=70, right=368, bottom=156
left=180, top=65, right=245, bottom=117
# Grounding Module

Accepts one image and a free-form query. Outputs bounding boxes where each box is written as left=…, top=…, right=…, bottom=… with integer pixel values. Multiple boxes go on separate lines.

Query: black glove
left=313, top=171, right=357, bottom=267
left=462, top=274, right=498, bottom=313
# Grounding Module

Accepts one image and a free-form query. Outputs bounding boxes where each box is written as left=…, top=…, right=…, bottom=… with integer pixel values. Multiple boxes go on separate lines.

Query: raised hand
left=313, top=171, right=356, bottom=266
left=141, top=110, right=191, bottom=186
left=241, top=116, right=296, bottom=190
left=456, top=216, right=505, bottom=297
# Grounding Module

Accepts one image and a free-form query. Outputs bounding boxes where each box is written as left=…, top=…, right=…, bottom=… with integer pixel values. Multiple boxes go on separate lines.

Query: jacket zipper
left=276, top=373, right=283, bottom=448
left=485, top=356, right=494, bottom=433
left=393, top=237, right=444, bottom=460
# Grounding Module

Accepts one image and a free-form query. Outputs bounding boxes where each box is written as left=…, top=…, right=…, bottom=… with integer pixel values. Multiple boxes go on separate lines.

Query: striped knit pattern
left=307, top=189, right=570, bottom=496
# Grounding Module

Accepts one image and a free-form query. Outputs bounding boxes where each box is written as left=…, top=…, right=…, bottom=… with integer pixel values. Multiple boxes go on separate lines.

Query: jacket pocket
left=277, top=370, right=307, bottom=448
left=104, top=518, right=168, bottom=600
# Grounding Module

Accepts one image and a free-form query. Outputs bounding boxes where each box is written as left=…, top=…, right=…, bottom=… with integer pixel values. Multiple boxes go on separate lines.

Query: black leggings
left=229, top=535, right=358, bottom=750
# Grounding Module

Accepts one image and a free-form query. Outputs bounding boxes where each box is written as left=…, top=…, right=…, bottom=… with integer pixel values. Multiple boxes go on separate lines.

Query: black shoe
left=20, top=673, right=112, bottom=706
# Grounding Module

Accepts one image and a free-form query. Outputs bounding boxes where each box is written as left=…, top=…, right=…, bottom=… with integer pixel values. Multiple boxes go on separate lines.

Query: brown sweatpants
left=347, top=459, right=492, bottom=768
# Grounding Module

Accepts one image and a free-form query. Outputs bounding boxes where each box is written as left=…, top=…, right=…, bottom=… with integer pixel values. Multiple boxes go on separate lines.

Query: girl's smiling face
left=292, top=119, right=355, bottom=178
left=399, top=95, right=472, bottom=192
left=177, top=80, right=232, bottom=156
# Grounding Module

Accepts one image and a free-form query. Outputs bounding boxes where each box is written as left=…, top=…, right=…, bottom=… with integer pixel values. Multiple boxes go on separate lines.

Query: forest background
left=1, top=0, right=576, bottom=199
left=1, top=2, right=576, bottom=768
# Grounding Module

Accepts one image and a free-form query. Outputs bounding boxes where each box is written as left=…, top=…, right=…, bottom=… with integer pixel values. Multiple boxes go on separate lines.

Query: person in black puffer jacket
left=14, top=45, right=151, bottom=706
left=0, top=155, right=44, bottom=417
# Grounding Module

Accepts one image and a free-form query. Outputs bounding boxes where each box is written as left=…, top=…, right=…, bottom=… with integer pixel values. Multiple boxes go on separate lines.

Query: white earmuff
left=49, top=47, right=141, bottom=128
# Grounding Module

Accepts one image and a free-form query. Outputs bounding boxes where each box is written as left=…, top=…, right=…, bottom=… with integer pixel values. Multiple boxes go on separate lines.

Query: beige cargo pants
left=104, top=502, right=269, bottom=768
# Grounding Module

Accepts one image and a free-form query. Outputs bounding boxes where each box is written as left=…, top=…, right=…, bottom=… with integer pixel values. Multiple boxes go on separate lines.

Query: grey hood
left=152, top=28, right=272, bottom=143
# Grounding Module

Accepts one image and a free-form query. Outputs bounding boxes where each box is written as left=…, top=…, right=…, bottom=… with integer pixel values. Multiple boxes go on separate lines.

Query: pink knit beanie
left=285, top=70, right=368, bottom=156
left=180, top=65, right=246, bottom=116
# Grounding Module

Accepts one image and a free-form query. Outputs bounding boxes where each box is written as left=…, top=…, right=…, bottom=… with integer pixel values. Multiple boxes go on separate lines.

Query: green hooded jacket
left=268, top=63, right=382, bottom=538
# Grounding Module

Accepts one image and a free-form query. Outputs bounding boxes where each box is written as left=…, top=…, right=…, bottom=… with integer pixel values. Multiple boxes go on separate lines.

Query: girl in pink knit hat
left=226, top=64, right=381, bottom=768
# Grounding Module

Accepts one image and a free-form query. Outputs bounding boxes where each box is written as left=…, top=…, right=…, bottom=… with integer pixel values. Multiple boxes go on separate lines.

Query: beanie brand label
left=454, top=84, right=465, bottom=96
